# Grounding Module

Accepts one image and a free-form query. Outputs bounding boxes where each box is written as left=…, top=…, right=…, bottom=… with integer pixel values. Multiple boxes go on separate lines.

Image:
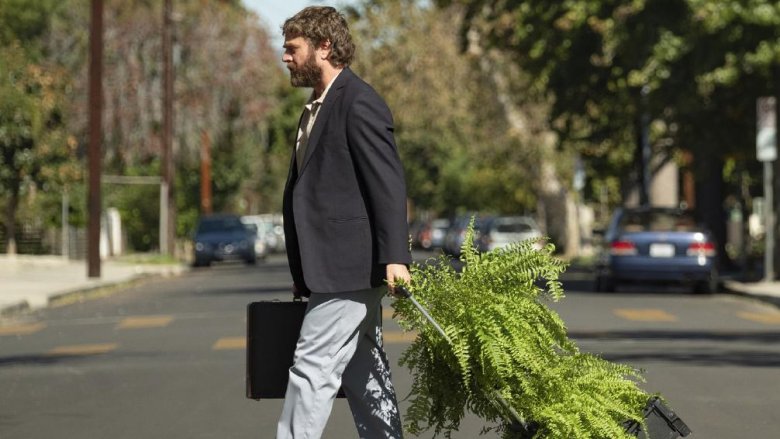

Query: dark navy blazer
left=282, top=68, right=412, bottom=294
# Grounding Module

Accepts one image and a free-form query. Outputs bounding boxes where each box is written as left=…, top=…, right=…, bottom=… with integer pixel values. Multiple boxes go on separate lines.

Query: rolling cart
left=394, top=286, right=691, bottom=439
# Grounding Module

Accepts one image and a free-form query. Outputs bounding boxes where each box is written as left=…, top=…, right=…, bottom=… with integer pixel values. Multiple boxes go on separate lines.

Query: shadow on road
left=570, top=329, right=780, bottom=367
left=196, top=285, right=291, bottom=296
left=599, top=350, right=780, bottom=368
left=569, top=330, right=780, bottom=344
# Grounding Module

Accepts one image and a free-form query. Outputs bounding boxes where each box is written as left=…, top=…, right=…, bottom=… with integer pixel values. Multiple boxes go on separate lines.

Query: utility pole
left=774, top=66, right=780, bottom=280
left=87, top=0, right=103, bottom=278
left=162, top=0, right=176, bottom=257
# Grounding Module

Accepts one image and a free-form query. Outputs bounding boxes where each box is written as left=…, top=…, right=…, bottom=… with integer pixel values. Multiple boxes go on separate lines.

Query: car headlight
left=195, top=242, right=205, bottom=252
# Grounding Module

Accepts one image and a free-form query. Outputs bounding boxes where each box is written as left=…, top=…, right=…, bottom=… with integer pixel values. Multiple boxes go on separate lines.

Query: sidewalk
left=0, top=254, right=188, bottom=316
left=722, top=278, right=780, bottom=308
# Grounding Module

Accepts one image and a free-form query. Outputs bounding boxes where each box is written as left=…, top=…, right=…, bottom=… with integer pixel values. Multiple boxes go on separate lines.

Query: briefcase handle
left=292, top=284, right=307, bottom=302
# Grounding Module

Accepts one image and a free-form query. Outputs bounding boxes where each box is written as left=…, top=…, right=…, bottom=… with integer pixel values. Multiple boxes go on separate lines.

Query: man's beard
left=289, top=51, right=321, bottom=88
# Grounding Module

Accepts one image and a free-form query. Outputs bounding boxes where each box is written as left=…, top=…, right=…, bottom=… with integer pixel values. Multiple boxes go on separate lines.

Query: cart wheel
left=507, top=420, right=538, bottom=439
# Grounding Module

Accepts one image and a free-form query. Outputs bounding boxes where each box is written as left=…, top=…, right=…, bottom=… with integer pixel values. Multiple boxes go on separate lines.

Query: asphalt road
left=1, top=252, right=779, bottom=438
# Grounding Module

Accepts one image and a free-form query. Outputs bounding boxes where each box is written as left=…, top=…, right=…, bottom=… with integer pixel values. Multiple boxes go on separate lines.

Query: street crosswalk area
left=0, top=307, right=779, bottom=357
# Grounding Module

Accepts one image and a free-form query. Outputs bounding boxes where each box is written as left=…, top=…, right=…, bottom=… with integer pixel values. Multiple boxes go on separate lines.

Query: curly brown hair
left=282, top=6, right=355, bottom=67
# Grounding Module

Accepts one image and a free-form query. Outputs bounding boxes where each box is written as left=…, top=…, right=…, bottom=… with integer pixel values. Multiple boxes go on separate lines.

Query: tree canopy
left=0, top=0, right=78, bottom=253
left=1, top=0, right=292, bottom=252
left=7, top=0, right=780, bottom=260
left=350, top=0, right=542, bottom=217
left=431, top=0, right=780, bottom=262
left=437, top=0, right=780, bottom=196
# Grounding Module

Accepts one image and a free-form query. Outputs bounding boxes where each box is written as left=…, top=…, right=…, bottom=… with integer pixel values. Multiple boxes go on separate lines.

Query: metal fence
left=0, top=224, right=87, bottom=259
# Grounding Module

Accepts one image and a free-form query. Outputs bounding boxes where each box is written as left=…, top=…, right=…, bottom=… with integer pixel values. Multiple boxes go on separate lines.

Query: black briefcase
left=246, top=300, right=307, bottom=399
left=245, top=300, right=346, bottom=400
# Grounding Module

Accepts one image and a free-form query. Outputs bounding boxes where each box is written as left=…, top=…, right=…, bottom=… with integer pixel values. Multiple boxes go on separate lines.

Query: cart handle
left=394, top=286, right=451, bottom=344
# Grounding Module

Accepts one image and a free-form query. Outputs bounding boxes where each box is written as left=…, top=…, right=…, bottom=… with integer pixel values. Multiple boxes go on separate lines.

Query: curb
left=0, top=300, right=31, bottom=317
left=0, top=265, right=189, bottom=318
left=47, top=266, right=190, bottom=308
left=722, top=281, right=780, bottom=309
left=46, top=274, right=157, bottom=308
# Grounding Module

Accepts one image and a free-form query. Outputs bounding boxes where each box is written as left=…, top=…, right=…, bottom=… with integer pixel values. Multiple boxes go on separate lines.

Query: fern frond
left=392, top=218, right=652, bottom=438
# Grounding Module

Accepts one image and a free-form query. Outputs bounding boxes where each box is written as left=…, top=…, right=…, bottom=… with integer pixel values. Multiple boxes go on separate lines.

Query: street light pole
left=87, top=0, right=103, bottom=278
left=757, top=96, right=777, bottom=281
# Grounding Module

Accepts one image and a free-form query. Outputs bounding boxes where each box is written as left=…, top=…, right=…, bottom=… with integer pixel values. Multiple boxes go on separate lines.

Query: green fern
left=392, top=219, right=649, bottom=438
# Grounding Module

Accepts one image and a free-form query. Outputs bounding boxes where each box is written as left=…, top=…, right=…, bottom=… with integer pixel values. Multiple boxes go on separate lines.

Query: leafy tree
left=435, top=0, right=780, bottom=264
left=0, top=0, right=79, bottom=254
left=42, top=0, right=288, bottom=251
left=0, top=0, right=58, bottom=51
left=349, top=0, right=540, bottom=218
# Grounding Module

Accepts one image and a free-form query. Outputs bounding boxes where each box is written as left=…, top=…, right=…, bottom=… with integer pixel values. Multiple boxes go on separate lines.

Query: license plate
left=649, top=243, right=675, bottom=257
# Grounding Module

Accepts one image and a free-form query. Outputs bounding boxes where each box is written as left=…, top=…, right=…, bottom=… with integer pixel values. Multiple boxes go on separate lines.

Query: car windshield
left=618, top=211, right=696, bottom=232
left=197, top=216, right=244, bottom=233
left=431, top=219, right=450, bottom=229
left=494, top=221, right=534, bottom=233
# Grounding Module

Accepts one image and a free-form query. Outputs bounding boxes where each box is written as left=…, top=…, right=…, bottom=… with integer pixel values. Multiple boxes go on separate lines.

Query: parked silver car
left=477, top=216, right=543, bottom=252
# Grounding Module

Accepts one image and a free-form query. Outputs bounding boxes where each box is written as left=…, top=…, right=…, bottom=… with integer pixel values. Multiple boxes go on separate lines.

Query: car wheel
left=193, top=258, right=211, bottom=268
left=693, top=270, right=719, bottom=294
left=594, top=275, right=616, bottom=292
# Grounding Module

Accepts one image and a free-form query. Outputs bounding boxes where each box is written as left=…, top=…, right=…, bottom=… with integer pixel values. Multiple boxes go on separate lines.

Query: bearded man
left=276, top=6, right=412, bottom=439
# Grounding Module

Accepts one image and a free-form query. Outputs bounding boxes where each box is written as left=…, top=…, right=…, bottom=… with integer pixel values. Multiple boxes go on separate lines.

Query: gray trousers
left=276, top=287, right=403, bottom=439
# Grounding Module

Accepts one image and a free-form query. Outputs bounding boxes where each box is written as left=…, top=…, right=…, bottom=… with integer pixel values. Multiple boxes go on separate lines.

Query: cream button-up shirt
left=295, top=70, right=342, bottom=173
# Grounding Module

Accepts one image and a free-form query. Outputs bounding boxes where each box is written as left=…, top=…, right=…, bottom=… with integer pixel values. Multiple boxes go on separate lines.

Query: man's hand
left=292, top=282, right=310, bottom=299
left=386, top=263, right=411, bottom=296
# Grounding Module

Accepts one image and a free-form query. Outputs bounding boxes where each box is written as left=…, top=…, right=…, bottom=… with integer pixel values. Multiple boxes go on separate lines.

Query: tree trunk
left=472, top=45, right=580, bottom=256
left=536, top=157, right=580, bottom=258
left=694, top=154, right=730, bottom=270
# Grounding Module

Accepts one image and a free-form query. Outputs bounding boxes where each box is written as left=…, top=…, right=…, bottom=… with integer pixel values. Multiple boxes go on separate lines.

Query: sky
left=242, top=0, right=356, bottom=49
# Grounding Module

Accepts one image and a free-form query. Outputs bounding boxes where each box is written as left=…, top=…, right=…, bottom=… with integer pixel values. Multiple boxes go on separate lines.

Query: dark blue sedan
left=192, top=214, right=256, bottom=267
left=594, top=207, right=719, bottom=293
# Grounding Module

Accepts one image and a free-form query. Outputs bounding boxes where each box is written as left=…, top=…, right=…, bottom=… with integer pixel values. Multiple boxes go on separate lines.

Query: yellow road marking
left=116, top=315, right=173, bottom=329
left=213, top=337, right=246, bottom=350
left=614, top=308, right=678, bottom=322
left=383, top=331, right=418, bottom=344
left=737, top=311, right=780, bottom=325
left=49, top=343, right=117, bottom=356
left=0, top=322, right=46, bottom=336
